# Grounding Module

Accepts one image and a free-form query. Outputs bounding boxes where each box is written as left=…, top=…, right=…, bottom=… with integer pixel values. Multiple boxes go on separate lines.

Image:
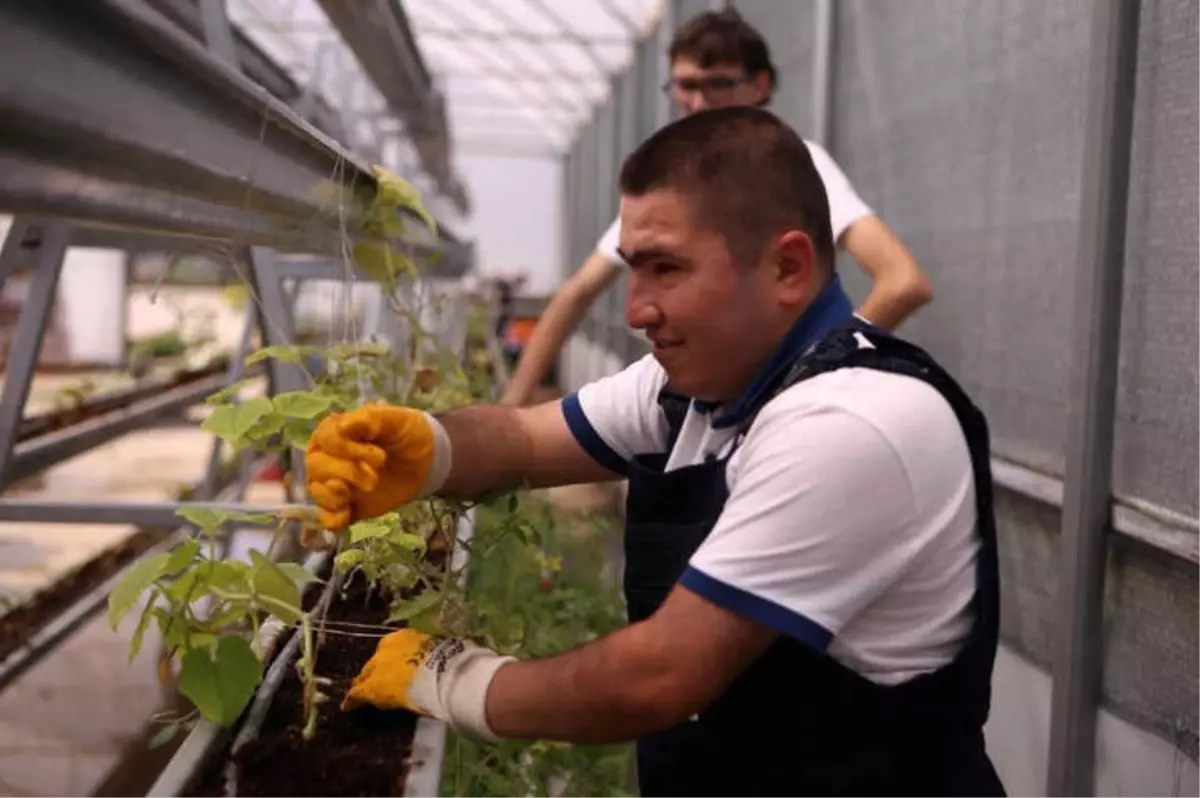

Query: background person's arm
left=805, top=141, right=934, bottom=332
left=501, top=251, right=622, bottom=406
left=842, top=215, right=933, bottom=331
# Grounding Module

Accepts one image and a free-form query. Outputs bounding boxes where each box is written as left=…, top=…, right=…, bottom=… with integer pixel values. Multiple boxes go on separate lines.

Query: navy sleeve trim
left=680, top=566, right=834, bottom=652
left=561, top=393, right=629, bottom=476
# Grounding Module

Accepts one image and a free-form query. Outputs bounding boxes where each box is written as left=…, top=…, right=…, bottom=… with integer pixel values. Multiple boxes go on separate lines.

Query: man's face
left=619, top=189, right=780, bottom=402
left=668, top=57, right=770, bottom=116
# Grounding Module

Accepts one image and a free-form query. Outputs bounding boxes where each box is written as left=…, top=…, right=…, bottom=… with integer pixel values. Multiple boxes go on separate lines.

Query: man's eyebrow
left=616, top=247, right=678, bottom=267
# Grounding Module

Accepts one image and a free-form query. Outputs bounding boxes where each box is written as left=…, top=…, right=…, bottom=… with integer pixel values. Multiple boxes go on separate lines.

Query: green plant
left=106, top=168, right=629, bottom=796
left=441, top=496, right=634, bottom=797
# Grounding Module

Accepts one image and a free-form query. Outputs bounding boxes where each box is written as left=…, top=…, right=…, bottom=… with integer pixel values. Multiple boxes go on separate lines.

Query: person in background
left=500, top=8, right=932, bottom=406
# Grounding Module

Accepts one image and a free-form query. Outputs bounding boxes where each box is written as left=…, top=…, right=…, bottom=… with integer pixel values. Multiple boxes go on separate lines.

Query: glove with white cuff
left=341, top=628, right=515, bottom=742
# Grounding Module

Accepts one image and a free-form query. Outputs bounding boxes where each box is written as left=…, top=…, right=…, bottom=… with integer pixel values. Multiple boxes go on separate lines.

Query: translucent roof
left=226, top=0, right=664, bottom=223
left=409, top=0, right=664, bottom=156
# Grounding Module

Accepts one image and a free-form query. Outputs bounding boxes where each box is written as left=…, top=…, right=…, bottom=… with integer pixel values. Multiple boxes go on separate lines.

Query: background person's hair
left=618, top=106, right=835, bottom=275
left=668, top=8, right=778, bottom=104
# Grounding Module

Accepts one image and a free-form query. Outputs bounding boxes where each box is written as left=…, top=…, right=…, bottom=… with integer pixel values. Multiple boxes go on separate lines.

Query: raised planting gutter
left=0, top=0, right=459, bottom=259
left=147, top=512, right=476, bottom=797
left=314, top=0, right=470, bottom=215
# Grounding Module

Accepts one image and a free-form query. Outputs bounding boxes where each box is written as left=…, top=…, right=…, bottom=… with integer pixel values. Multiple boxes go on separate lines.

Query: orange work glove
left=304, top=404, right=450, bottom=529
left=342, top=628, right=514, bottom=742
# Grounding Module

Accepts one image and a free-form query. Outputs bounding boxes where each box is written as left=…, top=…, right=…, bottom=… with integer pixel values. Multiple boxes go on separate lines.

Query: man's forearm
left=484, top=621, right=690, bottom=743
left=434, top=404, right=533, bottom=499
left=856, top=275, right=933, bottom=331
left=434, top=402, right=616, bottom=499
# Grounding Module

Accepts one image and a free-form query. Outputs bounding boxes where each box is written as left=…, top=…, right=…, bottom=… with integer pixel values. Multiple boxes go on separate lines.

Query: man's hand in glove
left=342, top=628, right=515, bottom=742
left=305, top=404, right=452, bottom=529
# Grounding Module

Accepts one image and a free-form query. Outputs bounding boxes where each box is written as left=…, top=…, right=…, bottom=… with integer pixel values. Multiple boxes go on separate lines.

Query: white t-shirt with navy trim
left=594, top=139, right=874, bottom=264
left=560, top=336, right=980, bottom=686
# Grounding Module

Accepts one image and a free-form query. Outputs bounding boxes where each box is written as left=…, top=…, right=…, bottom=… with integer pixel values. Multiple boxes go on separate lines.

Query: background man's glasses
left=662, top=75, right=752, bottom=95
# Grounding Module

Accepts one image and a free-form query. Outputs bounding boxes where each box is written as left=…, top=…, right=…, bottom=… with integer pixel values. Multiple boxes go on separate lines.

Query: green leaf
left=335, top=549, right=366, bottom=572
left=245, top=345, right=313, bottom=366
left=277, top=562, right=321, bottom=585
left=163, top=539, right=202, bottom=575
left=272, top=391, right=333, bottom=420
left=249, top=551, right=302, bottom=624
left=108, top=552, right=171, bottom=628
left=178, top=636, right=262, bottom=726
left=201, top=396, right=275, bottom=446
left=387, top=590, right=440, bottom=623
left=389, top=532, right=427, bottom=553
left=164, top=568, right=205, bottom=604
left=175, top=507, right=276, bottom=530
left=128, top=589, right=160, bottom=663
left=353, top=241, right=401, bottom=284
left=349, top=516, right=396, bottom=543
left=281, top=422, right=314, bottom=449
left=206, top=560, right=251, bottom=594
left=205, top=378, right=255, bottom=405
left=246, top=411, right=288, bottom=441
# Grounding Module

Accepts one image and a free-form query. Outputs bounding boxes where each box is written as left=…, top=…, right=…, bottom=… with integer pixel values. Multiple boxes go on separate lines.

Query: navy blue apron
left=622, top=316, right=1005, bottom=797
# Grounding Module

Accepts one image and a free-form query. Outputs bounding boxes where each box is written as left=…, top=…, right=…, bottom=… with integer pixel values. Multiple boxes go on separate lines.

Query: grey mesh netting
left=1112, top=0, right=1199, bottom=518
left=827, top=0, right=1094, bottom=482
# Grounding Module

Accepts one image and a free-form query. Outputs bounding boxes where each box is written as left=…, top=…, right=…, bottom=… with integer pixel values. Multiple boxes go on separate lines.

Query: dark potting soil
left=0, top=527, right=168, bottom=661
left=188, top=577, right=419, bottom=797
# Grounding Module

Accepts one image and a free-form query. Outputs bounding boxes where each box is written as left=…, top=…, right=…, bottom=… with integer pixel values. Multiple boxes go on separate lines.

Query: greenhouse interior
left=0, top=0, right=1196, bottom=796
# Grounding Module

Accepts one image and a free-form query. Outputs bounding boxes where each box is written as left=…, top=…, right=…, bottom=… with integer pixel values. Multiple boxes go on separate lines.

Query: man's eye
left=653, top=263, right=678, bottom=277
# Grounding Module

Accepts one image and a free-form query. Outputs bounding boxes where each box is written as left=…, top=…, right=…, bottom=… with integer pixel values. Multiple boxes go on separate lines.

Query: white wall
left=986, top=645, right=1198, bottom=797
left=457, top=153, right=564, bottom=298
left=58, top=248, right=126, bottom=366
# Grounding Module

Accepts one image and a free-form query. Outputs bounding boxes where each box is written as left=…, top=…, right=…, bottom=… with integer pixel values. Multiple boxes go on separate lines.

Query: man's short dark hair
left=669, top=9, right=778, bottom=104
left=618, top=106, right=835, bottom=274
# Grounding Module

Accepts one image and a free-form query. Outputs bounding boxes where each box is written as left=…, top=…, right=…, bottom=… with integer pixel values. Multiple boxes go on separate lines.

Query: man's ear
left=772, top=230, right=819, bottom=301
left=752, top=70, right=772, bottom=105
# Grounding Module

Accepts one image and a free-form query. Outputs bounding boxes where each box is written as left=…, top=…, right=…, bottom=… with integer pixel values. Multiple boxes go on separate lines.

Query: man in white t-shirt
left=306, top=106, right=1004, bottom=796
left=501, top=8, right=933, bottom=406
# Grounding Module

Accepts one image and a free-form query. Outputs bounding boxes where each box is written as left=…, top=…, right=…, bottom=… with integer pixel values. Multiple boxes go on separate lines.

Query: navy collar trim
left=696, top=274, right=856, bottom=429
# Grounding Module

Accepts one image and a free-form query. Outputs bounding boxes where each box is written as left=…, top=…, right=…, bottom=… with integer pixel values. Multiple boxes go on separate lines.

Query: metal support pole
left=197, top=0, right=238, bottom=67
left=811, top=0, right=836, bottom=148
left=656, top=1, right=678, bottom=129
left=246, top=246, right=308, bottom=498
left=1045, top=0, right=1141, bottom=794
left=200, top=303, right=258, bottom=500
left=0, top=225, right=70, bottom=485
left=0, top=499, right=301, bottom=526
left=246, top=247, right=306, bottom=394
left=0, top=217, right=32, bottom=292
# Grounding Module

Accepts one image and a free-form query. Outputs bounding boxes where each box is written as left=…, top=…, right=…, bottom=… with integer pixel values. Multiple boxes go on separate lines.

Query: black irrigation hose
left=223, top=555, right=342, bottom=797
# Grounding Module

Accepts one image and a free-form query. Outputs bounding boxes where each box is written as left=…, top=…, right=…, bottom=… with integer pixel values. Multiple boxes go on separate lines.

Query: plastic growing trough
left=147, top=514, right=475, bottom=798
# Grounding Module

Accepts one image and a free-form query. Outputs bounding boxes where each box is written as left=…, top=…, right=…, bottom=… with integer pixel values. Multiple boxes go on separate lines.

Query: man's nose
left=626, top=281, right=662, bottom=330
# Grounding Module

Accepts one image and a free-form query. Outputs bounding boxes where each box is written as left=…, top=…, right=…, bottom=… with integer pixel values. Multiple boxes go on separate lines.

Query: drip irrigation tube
left=223, top=555, right=343, bottom=797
